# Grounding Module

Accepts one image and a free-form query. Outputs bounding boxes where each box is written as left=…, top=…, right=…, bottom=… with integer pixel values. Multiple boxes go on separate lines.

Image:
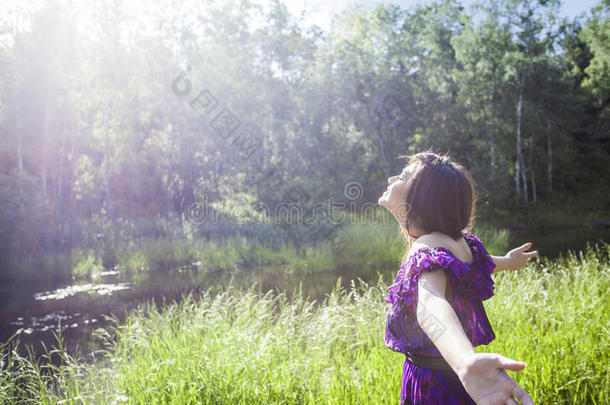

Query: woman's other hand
left=458, top=352, right=533, bottom=405
left=504, top=242, right=538, bottom=271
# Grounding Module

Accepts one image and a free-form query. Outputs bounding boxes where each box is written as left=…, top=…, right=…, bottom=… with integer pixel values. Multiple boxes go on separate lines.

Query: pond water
left=508, top=225, right=610, bottom=260
left=0, top=261, right=395, bottom=363
left=1, top=226, right=608, bottom=362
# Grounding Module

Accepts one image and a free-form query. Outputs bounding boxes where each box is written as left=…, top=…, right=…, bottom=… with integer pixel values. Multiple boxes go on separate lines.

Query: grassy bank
left=70, top=219, right=508, bottom=279
left=2, top=239, right=608, bottom=404
left=2, top=201, right=512, bottom=282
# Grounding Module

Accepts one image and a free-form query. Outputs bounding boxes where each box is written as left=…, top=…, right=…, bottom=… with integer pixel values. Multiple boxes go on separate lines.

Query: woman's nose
left=388, top=176, right=396, bottom=185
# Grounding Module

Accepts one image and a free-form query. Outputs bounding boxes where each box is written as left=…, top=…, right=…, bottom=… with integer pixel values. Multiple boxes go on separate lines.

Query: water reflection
left=34, top=283, right=131, bottom=301
left=508, top=226, right=610, bottom=259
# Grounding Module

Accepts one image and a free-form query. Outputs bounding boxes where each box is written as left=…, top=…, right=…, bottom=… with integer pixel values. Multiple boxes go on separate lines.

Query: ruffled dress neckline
left=409, top=230, right=476, bottom=265
left=387, top=229, right=496, bottom=304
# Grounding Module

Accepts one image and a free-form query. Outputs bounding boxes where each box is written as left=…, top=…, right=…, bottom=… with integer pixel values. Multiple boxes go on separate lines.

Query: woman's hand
left=503, top=242, right=538, bottom=271
left=458, top=353, right=533, bottom=405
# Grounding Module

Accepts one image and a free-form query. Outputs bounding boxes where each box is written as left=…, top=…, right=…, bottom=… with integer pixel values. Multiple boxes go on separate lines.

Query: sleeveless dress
left=385, top=229, right=497, bottom=404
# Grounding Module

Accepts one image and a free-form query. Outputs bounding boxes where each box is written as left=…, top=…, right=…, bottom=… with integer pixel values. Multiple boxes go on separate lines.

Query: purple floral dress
left=385, top=229, right=497, bottom=404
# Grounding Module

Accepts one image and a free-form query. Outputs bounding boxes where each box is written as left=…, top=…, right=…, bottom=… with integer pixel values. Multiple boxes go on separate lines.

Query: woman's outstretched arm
left=416, top=268, right=475, bottom=368
left=490, top=242, right=538, bottom=274
left=490, top=255, right=510, bottom=273
left=417, top=268, right=533, bottom=405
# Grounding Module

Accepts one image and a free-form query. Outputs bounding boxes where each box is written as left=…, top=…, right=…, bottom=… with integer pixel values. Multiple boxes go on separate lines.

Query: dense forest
left=0, top=0, right=608, bottom=282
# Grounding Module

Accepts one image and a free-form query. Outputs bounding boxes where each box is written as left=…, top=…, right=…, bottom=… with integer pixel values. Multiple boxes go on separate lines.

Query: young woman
left=379, top=151, right=538, bottom=405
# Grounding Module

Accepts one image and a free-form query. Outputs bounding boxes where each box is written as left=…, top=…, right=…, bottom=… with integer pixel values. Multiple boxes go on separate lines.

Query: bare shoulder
left=410, top=232, right=455, bottom=253
left=410, top=231, right=472, bottom=264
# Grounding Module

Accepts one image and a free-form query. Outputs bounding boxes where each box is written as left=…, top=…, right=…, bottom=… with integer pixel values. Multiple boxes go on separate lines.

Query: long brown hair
left=398, top=149, right=478, bottom=264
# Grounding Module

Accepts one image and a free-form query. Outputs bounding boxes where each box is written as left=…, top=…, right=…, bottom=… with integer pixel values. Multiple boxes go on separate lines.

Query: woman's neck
left=401, top=224, right=428, bottom=242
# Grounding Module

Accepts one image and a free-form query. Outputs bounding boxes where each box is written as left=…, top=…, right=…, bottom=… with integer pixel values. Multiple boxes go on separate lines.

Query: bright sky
left=281, top=0, right=602, bottom=32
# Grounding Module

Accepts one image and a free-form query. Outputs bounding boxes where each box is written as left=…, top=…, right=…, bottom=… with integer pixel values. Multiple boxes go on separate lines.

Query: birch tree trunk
left=488, top=87, right=495, bottom=181
left=41, top=108, right=50, bottom=207
left=520, top=139, right=528, bottom=204
left=12, top=12, right=24, bottom=174
left=103, top=98, right=112, bottom=217
left=159, top=91, right=169, bottom=219
left=56, top=113, right=66, bottom=221
left=531, top=165, right=537, bottom=203
left=547, top=116, right=552, bottom=194
left=17, top=102, right=23, bottom=173
left=528, top=134, right=536, bottom=204
left=68, top=109, right=76, bottom=253
left=515, top=78, right=523, bottom=199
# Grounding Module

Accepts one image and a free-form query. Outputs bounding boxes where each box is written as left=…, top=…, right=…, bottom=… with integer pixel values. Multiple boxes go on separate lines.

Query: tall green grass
left=334, top=221, right=406, bottom=268
left=485, top=241, right=610, bottom=404
left=112, top=235, right=335, bottom=273
left=2, top=240, right=608, bottom=404
left=111, top=219, right=507, bottom=275
left=71, top=250, right=104, bottom=278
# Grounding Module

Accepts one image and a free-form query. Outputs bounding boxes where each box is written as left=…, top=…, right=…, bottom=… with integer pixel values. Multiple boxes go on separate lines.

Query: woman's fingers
left=496, top=354, right=528, bottom=371
left=512, top=384, right=534, bottom=405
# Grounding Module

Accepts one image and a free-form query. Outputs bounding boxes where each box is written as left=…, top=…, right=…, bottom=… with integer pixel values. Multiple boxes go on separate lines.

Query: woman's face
left=378, top=163, right=415, bottom=222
